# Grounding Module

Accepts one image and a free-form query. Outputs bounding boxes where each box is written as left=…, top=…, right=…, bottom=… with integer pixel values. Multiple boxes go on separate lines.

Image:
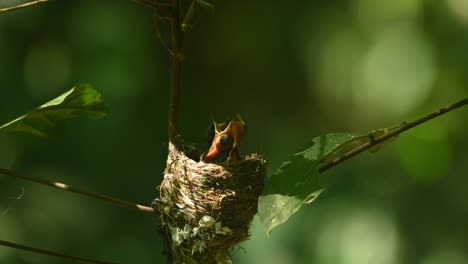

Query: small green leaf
left=0, top=84, right=108, bottom=136
left=258, top=133, right=356, bottom=236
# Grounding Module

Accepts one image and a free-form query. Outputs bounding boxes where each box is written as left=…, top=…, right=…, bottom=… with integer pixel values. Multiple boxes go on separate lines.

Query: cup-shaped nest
left=158, top=142, right=267, bottom=264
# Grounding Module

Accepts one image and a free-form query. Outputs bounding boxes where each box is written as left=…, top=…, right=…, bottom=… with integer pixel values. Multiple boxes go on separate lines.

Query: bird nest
left=157, top=142, right=267, bottom=264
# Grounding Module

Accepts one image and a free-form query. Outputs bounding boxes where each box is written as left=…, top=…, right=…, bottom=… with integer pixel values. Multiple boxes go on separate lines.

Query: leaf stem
left=0, top=0, right=48, bottom=13
left=168, top=0, right=184, bottom=141
left=318, top=98, right=468, bottom=173
left=0, top=239, right=119, bottom=264
left=0, top=168, right=154, bottom=214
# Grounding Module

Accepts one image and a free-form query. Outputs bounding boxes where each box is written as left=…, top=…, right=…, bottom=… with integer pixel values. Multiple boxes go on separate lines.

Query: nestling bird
left=203, top=114, right=246, bottom=163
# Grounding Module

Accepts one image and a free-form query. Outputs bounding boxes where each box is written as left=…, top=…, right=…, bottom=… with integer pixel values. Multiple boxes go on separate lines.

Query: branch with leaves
left=258, top=98, right=467, bottom=235
left=0, top=84, right=153, bottom=212
left=319, top=98, right=468, bottom=173
left=0, top=84, right=153, bottom=262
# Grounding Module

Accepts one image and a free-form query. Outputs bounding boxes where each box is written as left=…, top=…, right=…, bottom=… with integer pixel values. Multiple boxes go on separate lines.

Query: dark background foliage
left=0, top=0, right=467, bottom=263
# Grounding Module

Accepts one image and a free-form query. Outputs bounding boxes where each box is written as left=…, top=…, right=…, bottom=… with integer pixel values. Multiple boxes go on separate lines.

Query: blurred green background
left=1, top=0, right=467, bottom=263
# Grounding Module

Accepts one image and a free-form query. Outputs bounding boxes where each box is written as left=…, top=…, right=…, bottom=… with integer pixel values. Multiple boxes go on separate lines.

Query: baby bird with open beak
left=202, top=114, right=246, bottom=163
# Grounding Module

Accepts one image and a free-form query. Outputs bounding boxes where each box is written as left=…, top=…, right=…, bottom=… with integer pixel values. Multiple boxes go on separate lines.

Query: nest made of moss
left=157, top=142, right=267, bottom=264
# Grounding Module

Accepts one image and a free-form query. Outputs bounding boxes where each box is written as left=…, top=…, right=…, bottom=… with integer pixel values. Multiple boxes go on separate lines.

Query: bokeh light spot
left=360, top=27, right=436, bottom=117
left=234, top=217, right=298, bottom=264
left=317, top=207, right=399, bottom=264
left=309, top=25, right=435, bottom=127
left=308, top=27, right=370, bottom=127
left=316, top=30, right=364, bottom=102
left=446, top=0, right=468, bottom=25
left=354, top=0, right=422, bottom=33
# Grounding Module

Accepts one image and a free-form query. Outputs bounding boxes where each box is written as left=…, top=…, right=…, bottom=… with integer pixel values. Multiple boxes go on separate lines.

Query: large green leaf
left=258, top=133, right=356, bottom=236
left=0, top=84, right=108, bottom=136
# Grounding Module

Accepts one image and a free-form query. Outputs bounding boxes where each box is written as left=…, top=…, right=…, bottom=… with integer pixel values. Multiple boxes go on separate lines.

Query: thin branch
left=160, top=1, right=186, bottom=263
left=319, top=98, right=468, bottom=173
left=0, top=168, right=154, bottom=214
left=168, top=0, right=184, bottom=140
left=0, top=0, right=48, bottom=13
left=0, top=239, right=118, bottom=264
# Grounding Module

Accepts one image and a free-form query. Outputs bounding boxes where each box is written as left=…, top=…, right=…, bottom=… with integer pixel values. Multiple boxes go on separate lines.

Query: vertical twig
left=168, top=0, right=184, bottom=141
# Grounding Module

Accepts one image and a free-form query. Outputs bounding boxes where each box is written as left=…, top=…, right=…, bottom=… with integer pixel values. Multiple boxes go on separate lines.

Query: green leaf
left=258, top=133, right=356, bottom=236
left=0, top=84, right=108, bottom=136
